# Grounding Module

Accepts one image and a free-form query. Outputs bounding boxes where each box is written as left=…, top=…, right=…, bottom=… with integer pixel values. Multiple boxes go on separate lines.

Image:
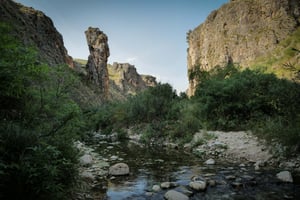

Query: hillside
left=187, top=0, right=300, bottom=95
left=0, top=0, right=73, bottom=67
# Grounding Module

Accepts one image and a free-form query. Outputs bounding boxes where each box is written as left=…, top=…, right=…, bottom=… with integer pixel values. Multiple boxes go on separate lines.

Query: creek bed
left=90, top=140, right=299, bottom=200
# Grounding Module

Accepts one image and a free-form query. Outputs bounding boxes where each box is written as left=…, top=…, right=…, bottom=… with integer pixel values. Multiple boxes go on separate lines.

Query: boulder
left=276, top=171, right=293, bottom=183
left=164, top=190, right=189, bottom=200
left=108, top=163, right=129, bottom=176
left=79, top=154, right=93, bottom=166
left=189, top=181, right=207, bottom=191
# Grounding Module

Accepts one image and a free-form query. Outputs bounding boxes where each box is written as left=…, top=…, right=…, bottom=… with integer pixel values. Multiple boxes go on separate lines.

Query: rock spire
left=85, top=27, right=110, bottom=99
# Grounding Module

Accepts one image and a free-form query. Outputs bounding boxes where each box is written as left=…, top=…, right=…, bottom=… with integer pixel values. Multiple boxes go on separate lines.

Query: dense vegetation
left=0, top=23, right=85, bottom=199
left=1, top=22, right=300, bottom=199
left=94, top=64, right=300, bottom=150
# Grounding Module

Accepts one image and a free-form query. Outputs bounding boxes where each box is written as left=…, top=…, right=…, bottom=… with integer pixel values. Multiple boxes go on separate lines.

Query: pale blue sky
left=15, top=0, right=228, bottom=92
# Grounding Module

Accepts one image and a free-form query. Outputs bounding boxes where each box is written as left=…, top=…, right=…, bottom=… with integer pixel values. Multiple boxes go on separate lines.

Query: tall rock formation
left=0, top=0, right=74, bottom=67
left=187, top=0, right=300, bottom=96
left=85, top=27, right=110, bottom=99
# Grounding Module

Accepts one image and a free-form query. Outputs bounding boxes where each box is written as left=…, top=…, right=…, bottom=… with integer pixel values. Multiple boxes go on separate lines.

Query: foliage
left=192, top=65, right=300, bottom=148
left=94, top=63, right=300, bottom=149
left=0, top=23, right=81, bottom=199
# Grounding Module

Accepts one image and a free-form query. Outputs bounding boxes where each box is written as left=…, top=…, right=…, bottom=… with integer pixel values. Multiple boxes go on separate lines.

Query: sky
left=15, top=0, right=228, bottom=93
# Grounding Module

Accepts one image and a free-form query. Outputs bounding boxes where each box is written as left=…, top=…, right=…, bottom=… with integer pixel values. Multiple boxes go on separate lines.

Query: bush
left=0, top=123, right=79, bottom=199
left=127, top=83, right=177, bottom=123
left=0, top=23, right=81, bottom=199
left=192, top=65, right=300, bottom=149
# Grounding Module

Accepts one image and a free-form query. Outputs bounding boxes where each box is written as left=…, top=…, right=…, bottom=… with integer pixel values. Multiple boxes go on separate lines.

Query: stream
left=86, top=139, right=300, bottom=200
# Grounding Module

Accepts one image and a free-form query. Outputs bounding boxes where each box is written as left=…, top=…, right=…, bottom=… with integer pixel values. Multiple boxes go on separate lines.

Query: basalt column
left=85, top=27, right=110, bottom=99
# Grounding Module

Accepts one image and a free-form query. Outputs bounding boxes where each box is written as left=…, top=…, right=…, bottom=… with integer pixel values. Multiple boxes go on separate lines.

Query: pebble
left=110, top=155, right=118, bottom=160
left=152, top=185, right=161, bottom=192
left=160, top=182, right=178, bottom=189
left=225, top=175, right=236, bottom=180
left=208, top=179, right=216, bottom=187
left=241, top=175, right=255, bottom=181
left=205, top=158, right=216, bottom=165
left=231, top=182, right=243, bottom=188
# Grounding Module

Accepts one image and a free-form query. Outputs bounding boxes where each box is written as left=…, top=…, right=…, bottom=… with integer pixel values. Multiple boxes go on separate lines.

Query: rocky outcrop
left=85, top=27, right=110, bottom=99
left=73, top=60, right=157, bottom=100
left=0, top=0, right=74, bottom=67
left=109, top=62, right=157, bottom=96
left=187, top=0, right=300, bottom=96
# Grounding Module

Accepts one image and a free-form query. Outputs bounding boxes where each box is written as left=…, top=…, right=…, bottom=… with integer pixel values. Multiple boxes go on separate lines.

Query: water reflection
left=107, top=176, right=148, bottom=200
left=93, top=140, right=299, bottom=200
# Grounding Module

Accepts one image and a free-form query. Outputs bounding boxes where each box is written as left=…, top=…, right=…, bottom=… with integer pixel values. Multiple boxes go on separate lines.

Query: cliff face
left=109, top=62, right=157, bottom=96
left=0, top=0, right=73, bottom=67
left=187, top=0, right=300, bottom=96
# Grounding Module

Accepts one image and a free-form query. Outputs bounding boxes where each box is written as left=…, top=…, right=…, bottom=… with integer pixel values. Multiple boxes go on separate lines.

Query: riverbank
left=72, top=130, right=300, bottom=199
left=181, top=130, right=300, bottom=172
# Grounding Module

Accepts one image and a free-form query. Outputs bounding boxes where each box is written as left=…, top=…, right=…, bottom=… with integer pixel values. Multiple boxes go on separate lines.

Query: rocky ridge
left=0, top=0, right=74, bottom=67
left=187, top=0, right=300, bottom=95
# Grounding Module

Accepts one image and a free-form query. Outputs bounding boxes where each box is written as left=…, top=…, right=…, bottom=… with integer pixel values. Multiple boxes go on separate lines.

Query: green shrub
left=192, top=65, right=300, bottom=149
left=0, top=23, right=80, bottom=199
left=0, top=123, right=79, bottom=199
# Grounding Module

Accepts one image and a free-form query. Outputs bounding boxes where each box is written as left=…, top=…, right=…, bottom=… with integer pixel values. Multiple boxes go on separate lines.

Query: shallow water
left=92, top=140, right=300, bottom=200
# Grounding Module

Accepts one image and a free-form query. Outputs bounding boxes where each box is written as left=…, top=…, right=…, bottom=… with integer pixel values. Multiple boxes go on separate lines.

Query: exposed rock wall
left=0, top=0, right=74, bottom=67
left=109, top=62, right=157, bottom=96
left=85, top=27, right=110, bottom=99
left=187, top=0, right=300, bottom=96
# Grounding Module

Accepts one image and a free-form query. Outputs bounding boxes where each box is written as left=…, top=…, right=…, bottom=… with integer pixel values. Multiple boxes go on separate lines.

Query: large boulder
left=108, top=163, right=130, bottom=176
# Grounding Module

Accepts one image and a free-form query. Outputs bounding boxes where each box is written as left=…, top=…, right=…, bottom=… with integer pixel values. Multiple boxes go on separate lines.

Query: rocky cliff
left=0, top=0, right=74, bottom=67
left=109, top=62, right=157, bottom=96
left=85, top=27, right=110, bottom=99
left=74, top=59, right=157, bottom=99
left=187, top=0, right=300, bottom=96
